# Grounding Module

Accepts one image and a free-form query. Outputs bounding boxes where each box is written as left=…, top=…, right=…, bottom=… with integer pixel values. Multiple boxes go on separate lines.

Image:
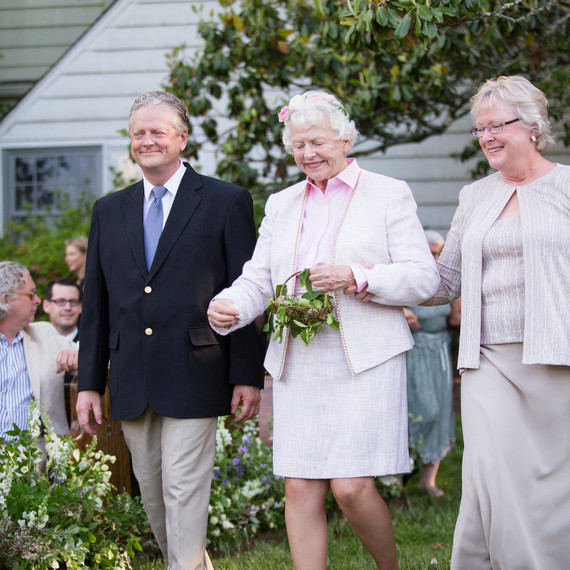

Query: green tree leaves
left=165, top=0, right=569, bottom=200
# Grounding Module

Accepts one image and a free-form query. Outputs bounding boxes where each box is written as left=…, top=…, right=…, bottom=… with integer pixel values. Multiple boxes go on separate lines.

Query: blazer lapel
left=22, top=328, right=40, bottom=400
left=123, top=182, right=148, bottom=278
left=147, top=167, right=201, bottom=279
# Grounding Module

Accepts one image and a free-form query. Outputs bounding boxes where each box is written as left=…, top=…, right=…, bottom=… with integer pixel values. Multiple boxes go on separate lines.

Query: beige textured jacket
left=434, top=164, right=570, bottom=369
left=214, top=168, right=439, bottom=380
left=22, top=321, right=74, bottom=435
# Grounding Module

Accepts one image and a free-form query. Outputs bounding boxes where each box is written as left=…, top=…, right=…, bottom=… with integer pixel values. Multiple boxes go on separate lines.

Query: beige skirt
left=272, top=325, right=410, bottom=479
left=451, top=343, right=570, bottom=570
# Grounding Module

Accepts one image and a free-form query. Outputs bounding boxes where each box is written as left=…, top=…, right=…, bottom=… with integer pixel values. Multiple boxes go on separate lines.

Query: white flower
left=215, top=420, right=232, bottom=453
left=288, top=94, right=303, bottom=110
left=241, top=479, right=263, bottom=500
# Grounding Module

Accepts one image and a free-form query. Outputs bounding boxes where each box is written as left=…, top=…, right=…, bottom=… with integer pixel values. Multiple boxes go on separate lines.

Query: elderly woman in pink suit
left=208, top=91, right=439, bottom=569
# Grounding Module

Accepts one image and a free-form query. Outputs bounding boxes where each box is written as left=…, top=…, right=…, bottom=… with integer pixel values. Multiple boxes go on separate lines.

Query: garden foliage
left=0, top=400, right=153, bottom=569
left=166, top=0, right=569, bottom=198
left=0, top=193, right=94, bottom=298
left=209, top=417, right=285, bottom=553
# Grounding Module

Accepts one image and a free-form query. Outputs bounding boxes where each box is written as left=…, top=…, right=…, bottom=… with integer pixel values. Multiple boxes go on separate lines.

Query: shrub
left=0, top=192, right=94, bottom=301
left=208, top=417, right=285, bottom=553
left=0, top=400, right=154, bottom=569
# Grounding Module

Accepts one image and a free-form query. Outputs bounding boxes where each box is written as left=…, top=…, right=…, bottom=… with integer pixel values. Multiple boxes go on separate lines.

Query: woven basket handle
left=278, top=269, right=329, bottom=309
left=278, top=270, right=303, bottom=302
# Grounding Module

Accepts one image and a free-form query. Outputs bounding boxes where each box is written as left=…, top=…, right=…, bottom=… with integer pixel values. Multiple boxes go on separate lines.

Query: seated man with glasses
left=0, top=261, right=77, bottom=440
left=43, top=278, right=82, bottom=342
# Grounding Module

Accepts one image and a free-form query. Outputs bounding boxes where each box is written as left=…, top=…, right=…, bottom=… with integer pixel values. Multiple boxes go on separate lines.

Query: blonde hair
left=65, top=236, right=88, bottom=255
left=470, top=76, right=553, bottom=152
left=129, top=91, right=189, bottom=135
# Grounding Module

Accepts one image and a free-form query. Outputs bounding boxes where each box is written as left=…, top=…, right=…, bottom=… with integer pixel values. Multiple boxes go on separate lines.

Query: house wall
left=0, top=0, right=568, bottom=236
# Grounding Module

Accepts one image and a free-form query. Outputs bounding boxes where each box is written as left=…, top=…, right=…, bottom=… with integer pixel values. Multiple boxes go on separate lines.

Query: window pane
left=15, top=185, right=34, bottom=210
left=4, top=147, right=101, bottom=220
left=15, top=157, right=34, bottom=183
left=36, top=183, right=57, bottom=209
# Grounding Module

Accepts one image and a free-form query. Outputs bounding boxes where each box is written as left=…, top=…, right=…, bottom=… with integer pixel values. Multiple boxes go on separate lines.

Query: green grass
left=135, top=416, right=463, bottom=569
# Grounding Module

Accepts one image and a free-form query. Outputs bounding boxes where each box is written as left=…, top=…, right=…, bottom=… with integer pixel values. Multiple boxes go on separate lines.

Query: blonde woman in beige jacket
left=432, top=76, right=570, bottom=570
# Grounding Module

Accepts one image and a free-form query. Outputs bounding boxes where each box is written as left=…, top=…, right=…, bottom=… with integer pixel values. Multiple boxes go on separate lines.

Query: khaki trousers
left=452, top=344, right=570, bottom=570
left=122, top=407, right=217, bottom=570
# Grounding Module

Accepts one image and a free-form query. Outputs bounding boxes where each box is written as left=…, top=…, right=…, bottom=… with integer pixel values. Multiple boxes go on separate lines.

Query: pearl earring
left=531, top=135, right=537, bottom=142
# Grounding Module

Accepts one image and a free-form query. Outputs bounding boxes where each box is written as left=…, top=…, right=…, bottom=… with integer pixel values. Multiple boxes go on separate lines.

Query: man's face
left=5, top=272, right=41, bottom=330
left=129, top=103, right=188, bottom=185
left=43, top=284, right=82, bottom=334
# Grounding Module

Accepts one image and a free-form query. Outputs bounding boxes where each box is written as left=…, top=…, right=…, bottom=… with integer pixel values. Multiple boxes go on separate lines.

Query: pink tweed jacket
left=214, top=167, right=440, bottom=380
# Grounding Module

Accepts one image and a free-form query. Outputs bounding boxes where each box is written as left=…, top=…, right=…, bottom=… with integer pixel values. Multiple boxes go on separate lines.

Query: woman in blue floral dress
left=405, top=230, right=458, bottom=496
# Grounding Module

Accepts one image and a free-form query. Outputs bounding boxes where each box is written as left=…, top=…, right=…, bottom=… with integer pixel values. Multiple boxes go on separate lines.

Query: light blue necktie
left=144, top=186, right=167, bottom=270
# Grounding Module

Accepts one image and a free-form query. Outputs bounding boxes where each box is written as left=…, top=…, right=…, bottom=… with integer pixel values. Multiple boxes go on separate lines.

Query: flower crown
left=278, top=92, right=348, bottom=123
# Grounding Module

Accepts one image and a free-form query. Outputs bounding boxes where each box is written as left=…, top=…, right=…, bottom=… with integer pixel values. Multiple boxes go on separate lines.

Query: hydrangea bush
left=0, top=400, right=154, bottom=569
left=208, top=417, right=285, bottom=553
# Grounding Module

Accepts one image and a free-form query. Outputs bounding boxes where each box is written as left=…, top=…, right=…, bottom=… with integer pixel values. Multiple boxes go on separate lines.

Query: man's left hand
left=231, top=385, right=262, bottom=423
left=56, top=349, right=78, bottom=373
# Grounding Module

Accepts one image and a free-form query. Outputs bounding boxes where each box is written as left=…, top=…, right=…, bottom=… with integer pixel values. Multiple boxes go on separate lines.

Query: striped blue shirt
left=0, top=331, right=33, bottom=439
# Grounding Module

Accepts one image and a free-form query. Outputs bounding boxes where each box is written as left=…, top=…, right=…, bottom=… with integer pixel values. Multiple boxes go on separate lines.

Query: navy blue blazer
left=78, top=163, right=265, bottom=420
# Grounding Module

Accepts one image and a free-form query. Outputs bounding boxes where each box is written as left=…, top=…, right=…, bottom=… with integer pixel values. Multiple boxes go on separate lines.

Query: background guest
left=43, top=278, right=82, bottom=342
left=0, top=261, right=77, bottom=440
left=404, top=230, right=458, bottom=497
left=208, top=91, right=439, bottom=569
left=432, top=76, right=569, bottom=569
left=64, top=236, right=88, bottom=290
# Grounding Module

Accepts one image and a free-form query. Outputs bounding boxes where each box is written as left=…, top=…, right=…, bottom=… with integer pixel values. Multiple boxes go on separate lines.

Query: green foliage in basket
left=264, top=268, right=339, bottom=346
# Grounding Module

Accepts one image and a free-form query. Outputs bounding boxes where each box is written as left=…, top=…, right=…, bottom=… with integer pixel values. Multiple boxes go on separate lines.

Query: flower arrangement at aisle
left=0, top=400, right=155, bottom=570
left=208, top=416, right=285, bottom=553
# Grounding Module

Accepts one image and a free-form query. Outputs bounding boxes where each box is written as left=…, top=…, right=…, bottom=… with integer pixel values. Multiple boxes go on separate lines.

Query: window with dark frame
left=3, top=147, right=101, bottom=221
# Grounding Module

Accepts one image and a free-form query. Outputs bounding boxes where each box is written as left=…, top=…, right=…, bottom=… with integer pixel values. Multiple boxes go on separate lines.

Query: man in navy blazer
left=77, top=91, right=265, bottom=569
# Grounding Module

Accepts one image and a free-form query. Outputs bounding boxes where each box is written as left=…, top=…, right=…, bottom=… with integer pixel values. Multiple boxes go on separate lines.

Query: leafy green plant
left=209, top=417, right=285, bottom=553
left=264, top=269, right=339, bottom=346
left=0, top=400, right=155, bottom=569
left=0, top=192, right=94, bottom=300
left=166, top=0, right=569, bottom=202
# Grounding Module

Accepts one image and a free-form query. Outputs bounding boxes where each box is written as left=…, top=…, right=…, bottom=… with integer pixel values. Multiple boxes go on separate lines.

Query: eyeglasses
left=48, top=298, right=81, bottom=307
left=9, top=289, right=37, bottom=298
left=470, top=118, right=520, bottom=138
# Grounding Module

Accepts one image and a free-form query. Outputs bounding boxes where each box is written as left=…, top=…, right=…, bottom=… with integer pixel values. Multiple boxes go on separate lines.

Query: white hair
left=281, top=91, right=358, bottom=153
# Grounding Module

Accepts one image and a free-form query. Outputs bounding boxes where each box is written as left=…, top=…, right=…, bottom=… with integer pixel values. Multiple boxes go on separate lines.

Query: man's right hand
left=76, top=390, right=103, bottom=436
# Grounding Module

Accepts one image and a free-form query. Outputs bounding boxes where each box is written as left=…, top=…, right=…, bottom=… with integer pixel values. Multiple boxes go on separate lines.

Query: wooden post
left=67, top=376, right=136, bottom=496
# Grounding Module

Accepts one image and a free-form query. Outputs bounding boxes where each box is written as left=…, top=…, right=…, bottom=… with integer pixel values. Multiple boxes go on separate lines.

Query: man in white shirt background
left=43, top=278, right=82, bottom=343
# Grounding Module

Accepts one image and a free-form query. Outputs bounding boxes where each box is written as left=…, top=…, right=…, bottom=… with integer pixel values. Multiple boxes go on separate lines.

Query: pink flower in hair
left=278, top=92, right=347, bottom=123
left=278, top=106, right=290, bottom=123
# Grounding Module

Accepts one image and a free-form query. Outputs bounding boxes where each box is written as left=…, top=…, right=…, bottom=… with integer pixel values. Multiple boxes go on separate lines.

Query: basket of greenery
left=263, top=268, right=339, bottom=346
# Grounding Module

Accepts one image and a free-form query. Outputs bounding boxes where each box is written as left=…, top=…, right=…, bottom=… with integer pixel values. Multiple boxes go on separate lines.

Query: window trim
left=3, top=146, right=102, bottom=223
